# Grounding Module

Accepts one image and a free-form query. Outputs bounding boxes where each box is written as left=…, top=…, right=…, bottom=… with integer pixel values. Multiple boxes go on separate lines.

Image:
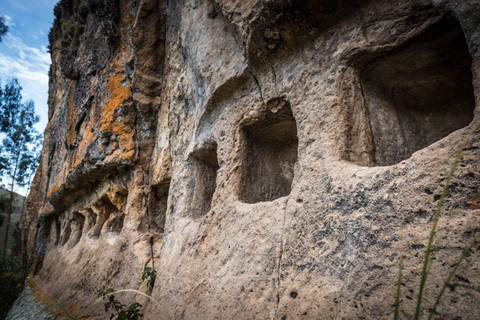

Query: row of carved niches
left=45, top=188, right=128, bottom=248
left=356, top=15, right=475, bottom=167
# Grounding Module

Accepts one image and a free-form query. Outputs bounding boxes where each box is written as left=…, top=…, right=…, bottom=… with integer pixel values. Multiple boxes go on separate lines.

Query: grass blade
left=107, top=289, right=171, bottom=320
left=395, top=257, right=404, bottom=320
left=389, top=191, right=405, bottom=320
left=412, top=146, right=464, bottom=320
left=427, top=232, right=480, bottom=320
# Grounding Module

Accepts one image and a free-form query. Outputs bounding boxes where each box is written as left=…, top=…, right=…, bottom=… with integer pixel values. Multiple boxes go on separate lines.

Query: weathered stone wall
left=10, top=0, right=480, bottom=319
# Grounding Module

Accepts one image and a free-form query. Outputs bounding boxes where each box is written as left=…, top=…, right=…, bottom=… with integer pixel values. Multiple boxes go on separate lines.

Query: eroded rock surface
left=10, top=0, right=480, bottom=319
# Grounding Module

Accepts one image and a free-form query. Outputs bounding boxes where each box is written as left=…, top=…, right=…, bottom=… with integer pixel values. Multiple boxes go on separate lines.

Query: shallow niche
left=191, top=142, right=219, bottom=217
left=241, top=97, right=298, bottom=203
left=45, top=215, right=61, bottom=246
left=60, top=212, right=85, bottom=249
left=148, top=179, right=170, bottom=232
left=89, top=194, right=125, bottom=238
left=360, top=15, right=475, bottom=166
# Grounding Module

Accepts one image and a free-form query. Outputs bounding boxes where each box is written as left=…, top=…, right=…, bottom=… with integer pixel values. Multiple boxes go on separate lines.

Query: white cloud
left=3, top=14, right=16, bottom=27
left=0, top=34, right=50, bottom=86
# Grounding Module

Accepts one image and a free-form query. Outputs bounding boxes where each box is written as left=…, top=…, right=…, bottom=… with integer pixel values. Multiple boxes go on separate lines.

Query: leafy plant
left=99, top=288, right=143, bottom=320
left=142, top=267, right=156, bottom=287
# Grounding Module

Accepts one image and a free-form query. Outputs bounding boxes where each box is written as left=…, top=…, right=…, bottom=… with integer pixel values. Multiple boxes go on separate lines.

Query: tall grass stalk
left=107, top=289, right=171, bottom=320
left=389, top=191, right=405, bottom=320
left=394, top=258, right=404, bottom=320
left=427, top=232, right=480, bottom=320
left=412, top=146, right=464, bottom=320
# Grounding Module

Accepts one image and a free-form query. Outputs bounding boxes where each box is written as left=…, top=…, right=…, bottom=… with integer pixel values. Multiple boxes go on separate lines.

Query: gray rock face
left=13, top=0, right=480, bottom=319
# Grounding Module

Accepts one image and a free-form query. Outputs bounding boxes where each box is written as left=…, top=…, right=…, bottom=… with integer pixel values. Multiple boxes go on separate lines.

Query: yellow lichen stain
left=40, top=202, right=54, bottom=215
left=99, top=73, right=135, bottom=163
left=59, top=0, right=137, bottom=177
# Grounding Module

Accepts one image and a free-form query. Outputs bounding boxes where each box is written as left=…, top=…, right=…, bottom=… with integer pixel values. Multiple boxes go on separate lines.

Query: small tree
left=0, top=15, right=8, bottom=43
left=0, top=91, right=42, bottom=255
left=0, top=78, right=22, bottom=133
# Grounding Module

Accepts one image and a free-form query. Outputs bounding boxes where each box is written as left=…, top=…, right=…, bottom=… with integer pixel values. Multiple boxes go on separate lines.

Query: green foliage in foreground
left=0, top=254, right=26, bottom=319
left=99, top=289, right=143, bottom=320
left=142, top=267, right=156, bottom=287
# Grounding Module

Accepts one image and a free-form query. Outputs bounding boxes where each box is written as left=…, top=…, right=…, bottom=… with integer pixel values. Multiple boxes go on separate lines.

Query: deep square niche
left=242, top=98, right=298, bottom=203
left=361, top=16, right=475, bottom=166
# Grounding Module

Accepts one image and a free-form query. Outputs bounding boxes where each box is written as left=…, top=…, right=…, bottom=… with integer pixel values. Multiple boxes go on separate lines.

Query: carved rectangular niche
left=358, top=15, right=475, bottom=166
left=241, top=98, right=298, bottom=203
left=148, top=180, right=170, bottom=232
left=46, top=215, right=61, bottom=246
left=191, top=143, right=219, bottom=217
left=60, top=212, right=85, bottom=249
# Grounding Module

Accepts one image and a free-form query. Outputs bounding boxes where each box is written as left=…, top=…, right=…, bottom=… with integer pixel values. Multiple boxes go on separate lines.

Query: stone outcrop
left=10, top=0, right=480, bottom=319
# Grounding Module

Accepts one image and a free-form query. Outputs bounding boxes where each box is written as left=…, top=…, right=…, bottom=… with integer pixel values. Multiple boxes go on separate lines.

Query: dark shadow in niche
left=60, top=214, right=71, bottom=246
left=149, top=180, right=170, bottom=232
left=191, top=142, right=219, bottom=217
left=67, top=212, right=85, bottom=248
left=241, top=98, right=298, bottom=203
left=101, top=197, right=124, bottom=235
left=82, top=208, right=97, bottom=237
left=360, top=15, right=475, bottom=166
left=90, top=196, right=123, bottom=238
left=46, top=216, right=61, bottom=246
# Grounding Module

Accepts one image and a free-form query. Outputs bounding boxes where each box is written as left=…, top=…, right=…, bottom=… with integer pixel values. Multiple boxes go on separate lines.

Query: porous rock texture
left=8, top=0, right=480, bottom=319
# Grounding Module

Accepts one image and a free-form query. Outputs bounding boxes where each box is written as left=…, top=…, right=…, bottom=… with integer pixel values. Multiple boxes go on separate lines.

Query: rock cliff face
left=9, top=0, right=480, bottom=319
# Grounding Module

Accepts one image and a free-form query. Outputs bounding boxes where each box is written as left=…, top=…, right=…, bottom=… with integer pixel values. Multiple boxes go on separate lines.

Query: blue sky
left=0, top=0, right=58, bottom=133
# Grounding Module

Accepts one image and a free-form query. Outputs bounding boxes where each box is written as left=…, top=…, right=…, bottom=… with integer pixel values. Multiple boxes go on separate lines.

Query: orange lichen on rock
left=39, top=203, right=54, bottom=215
left=100, top=73, right=135, bottom=163
left=120, top=0, right=135, bottom=26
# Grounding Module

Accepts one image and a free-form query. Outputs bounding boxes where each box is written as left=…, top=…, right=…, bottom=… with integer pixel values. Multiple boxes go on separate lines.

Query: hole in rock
left=360, top=16, right=475, bottom=166
left=241, top=98, right=298, bottom=203
left=290, top=291, right=298, bottom=299
left=191, top=143, right=219, bottom=217
left=149, top=180, right=170, bottom=232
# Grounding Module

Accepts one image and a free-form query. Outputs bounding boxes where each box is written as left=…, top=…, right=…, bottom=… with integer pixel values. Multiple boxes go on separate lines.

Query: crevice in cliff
left=247, top=67, right=265, bottom=105
left=240, top=97, right=298, bottom=203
